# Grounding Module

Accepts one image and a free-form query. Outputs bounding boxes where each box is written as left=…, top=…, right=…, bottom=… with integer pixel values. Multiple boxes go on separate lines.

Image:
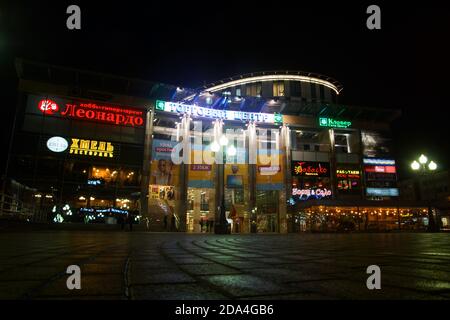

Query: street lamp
left=212, top=133, right=235, bottom=234
left=410, top=154, right=438, bottom=232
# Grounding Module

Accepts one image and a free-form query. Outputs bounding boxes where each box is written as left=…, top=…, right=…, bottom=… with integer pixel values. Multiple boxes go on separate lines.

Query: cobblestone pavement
left=1, top=231, right=450, bottom=300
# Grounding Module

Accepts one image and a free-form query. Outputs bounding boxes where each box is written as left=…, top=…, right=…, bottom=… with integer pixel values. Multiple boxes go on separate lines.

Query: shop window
left=200, top=192, right=209, bottom=211
left=291, top=176, right=332, bottom=201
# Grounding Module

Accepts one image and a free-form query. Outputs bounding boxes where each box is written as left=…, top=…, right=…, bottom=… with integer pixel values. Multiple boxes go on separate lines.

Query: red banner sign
left=38, top=99, right=144, bottom=127
left=364, top=165, right=396, bottom=173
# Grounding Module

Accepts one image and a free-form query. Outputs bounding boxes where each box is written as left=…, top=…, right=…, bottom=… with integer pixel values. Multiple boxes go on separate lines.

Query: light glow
left=411, top=161, right=420, bottom=170
left=227, top=145, right=237, bottom=156
left=428, top=161, right=437, bottom=170
left=419, top=154, right=428, bottom=164
left=202, top=74, right=340, bottom=95
left=210, top=141, right=220, bottom=152
left=219, top=135, right=228, bottom=146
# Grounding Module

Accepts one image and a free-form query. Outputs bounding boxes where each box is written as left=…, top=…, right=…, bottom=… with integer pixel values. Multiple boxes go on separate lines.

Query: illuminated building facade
left=5, top=60, right=431, bottom=231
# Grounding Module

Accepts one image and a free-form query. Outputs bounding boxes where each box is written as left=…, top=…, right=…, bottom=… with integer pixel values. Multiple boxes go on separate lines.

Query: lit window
left=273, top=81, right=285, bottom=97
left=246, top=83, right=262, bottom=96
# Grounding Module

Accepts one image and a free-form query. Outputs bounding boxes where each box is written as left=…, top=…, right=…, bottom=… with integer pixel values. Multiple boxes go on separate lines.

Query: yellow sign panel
left=70, top=138, right=114, bottom=158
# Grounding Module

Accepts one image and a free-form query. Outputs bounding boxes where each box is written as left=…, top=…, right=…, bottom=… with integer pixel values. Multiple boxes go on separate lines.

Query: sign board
left=156, top=100, right=282, bottom=124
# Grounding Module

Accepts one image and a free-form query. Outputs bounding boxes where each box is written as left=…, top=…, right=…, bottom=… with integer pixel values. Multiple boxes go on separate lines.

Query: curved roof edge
left=200, top=70, right=343, bottom=95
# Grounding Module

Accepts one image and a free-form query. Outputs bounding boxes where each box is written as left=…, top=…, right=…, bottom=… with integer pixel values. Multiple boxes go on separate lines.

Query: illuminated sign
left=363, top=158, right=396, bottom=165
left=37, top=99, right=144, bottom=127
left=291, top=161, right=330, bottom=177
left=366, top=188, right=399, bottom=197
left=364, top=166, right=396, bottom=173
left=70, top=138, right=114, bottom=158
left=319, top=117, right=352, bottom=128
left=39, top=99, right=59, bottom=114
left=46, top=136, right=68, bottom=152
left=87, top=179, right=103, bottom=186
left=336, top=169, right=360, bottom=179
left=292, top=188, right=332, bottom=200
left=80, top=207, right=128, bottom=214
left=156, top=100, right=283, bottom=124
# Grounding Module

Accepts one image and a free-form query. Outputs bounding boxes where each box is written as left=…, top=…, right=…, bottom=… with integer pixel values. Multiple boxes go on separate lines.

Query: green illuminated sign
left=274, top=113, right=282, bottom=124
left=155, top=100, right=165, bottom=111
left=319, top=117, right=352, bottom=128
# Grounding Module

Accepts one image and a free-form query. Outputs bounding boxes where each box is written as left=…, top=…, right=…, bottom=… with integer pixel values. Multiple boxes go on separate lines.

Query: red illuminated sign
left=38, top=99, right=144, bottom=127
left=38, top=99, right=59, bottom=114
left=291, top=161, right=330, bottom=177
left=364, top=165, right=396, bottom=173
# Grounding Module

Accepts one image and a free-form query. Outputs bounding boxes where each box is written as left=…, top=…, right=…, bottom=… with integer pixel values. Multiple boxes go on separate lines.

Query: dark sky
left=1, top=1, right=449, bottom=179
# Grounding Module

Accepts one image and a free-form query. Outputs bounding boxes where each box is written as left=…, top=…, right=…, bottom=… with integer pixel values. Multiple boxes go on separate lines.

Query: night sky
left=1, top=1, right=449, bottom=179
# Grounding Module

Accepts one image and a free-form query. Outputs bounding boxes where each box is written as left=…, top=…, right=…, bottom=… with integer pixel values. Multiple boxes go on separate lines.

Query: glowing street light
left=210, top=141, right=220, bottom=152
left=418, top=154, right=428, bottom=164
left=411, top=160, right=420, bottom=171
left=428, top=161, right=437, bottom=171
left=410, top=154, right=437, bottom=173
left=227, top=145, right=237, bottom=156
left=410, top=154, right=439, bottom=232
left=219, top=135, right=228, bottom=146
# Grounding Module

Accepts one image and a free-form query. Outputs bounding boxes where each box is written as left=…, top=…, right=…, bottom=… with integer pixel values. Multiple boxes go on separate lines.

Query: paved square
left=0, top=231, right=449, bottom=299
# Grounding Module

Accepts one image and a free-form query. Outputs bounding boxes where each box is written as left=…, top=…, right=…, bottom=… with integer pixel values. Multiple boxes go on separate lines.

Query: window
left=246, top=83, right=262, bottom=96
left=236, top=88, right=241, bottom=96
left=293, top=130, right=331, bottom=152
left=273, top=81, right=285, bottom=97
left=311, top=83, right=317, bottom=99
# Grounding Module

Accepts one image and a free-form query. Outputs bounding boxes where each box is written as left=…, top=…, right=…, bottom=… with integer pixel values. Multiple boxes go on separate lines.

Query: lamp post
left=211, top=131, right=236, bottom=234
left=410, top=154, right=438, bottom=232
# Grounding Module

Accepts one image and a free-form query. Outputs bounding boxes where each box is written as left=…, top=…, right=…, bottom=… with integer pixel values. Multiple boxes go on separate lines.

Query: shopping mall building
left=3, top=59, right=436, bottom=233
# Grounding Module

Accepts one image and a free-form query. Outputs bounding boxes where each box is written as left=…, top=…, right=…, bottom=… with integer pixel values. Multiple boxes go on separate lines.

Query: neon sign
left=291, top=161, right=330, bottom=177
left=364, top=166, right=396, bottom=173
left=87, top=179, right=103, bottom=186
left=156, top=100, right=283, bottom=124
left=39, top=99, right=59, bottom=114
left=363, top=158, right=395, bottom=165
left=70, top=138, right=114, bottom=158
left=336, top=169, right=360, bottom=179
left=292, top=188, right=332, bottom=200
left=319, top=117, right=352, bottom=128
left=46, top=136, right=68, bottom=152
left=37, top=99, right=144, bottom=127
left=366, top=188, right=399, bottom=197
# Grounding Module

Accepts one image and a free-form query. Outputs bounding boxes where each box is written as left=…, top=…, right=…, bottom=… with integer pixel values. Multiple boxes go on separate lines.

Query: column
left=279, top=125, right=290, bottom=234
left=140, top=106, right=154, bottom=218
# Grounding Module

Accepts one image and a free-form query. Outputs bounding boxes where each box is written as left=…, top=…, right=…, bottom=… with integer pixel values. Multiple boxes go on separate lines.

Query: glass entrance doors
left=186, top=188, right=214, bottom=233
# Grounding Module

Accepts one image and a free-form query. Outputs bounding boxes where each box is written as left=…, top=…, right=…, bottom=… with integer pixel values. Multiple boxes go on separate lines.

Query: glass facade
left=9, top=93, right=144, bottom=224
left=7, top=68, right=418, bottom=233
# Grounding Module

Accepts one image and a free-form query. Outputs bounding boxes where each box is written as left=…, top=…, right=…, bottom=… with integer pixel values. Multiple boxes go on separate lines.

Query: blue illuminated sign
left=366, top=188, right=399, bottom=197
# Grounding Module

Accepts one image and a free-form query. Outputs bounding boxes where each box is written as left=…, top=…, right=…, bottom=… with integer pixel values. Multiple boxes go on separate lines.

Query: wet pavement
left=0, top=231, right=450, bottom=300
